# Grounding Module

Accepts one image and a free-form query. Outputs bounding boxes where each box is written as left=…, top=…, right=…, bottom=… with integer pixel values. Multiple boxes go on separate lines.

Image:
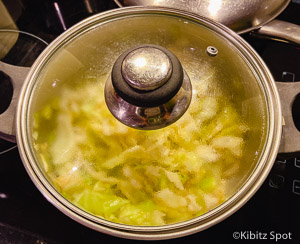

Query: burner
left=0, top=140, right=17, bottom=155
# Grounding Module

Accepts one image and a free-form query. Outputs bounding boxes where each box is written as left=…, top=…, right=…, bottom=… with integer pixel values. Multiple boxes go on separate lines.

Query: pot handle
left=0, top=61, right=29, bottom=143
left=254, top=20, right=300, bottom=45
left=276, top=81, right=300, bottom=155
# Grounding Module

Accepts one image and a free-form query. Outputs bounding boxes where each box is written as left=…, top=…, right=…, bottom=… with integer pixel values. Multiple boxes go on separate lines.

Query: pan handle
left=0, top=61, right=29, bottom=143
left=276, top=81, right=300, bottom=155
left=255, top=20, right=300, bottom=45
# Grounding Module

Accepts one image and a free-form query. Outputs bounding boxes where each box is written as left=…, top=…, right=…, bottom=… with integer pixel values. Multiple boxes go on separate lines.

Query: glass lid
left=26, top=8, right=269, bottom=227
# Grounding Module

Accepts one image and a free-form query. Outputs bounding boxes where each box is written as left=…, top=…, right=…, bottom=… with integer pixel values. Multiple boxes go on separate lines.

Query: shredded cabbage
left=33, top=78, right=248, bottom=226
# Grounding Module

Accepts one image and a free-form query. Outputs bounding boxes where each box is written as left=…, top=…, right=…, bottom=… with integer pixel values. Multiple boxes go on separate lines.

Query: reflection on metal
left=122, top=47, right=172, bottom=90
left=207, top=0, right=222, bottom=17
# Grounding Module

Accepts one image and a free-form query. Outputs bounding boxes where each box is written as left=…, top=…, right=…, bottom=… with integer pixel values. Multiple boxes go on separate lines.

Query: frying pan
left=114, top=0, right=300, bottom=45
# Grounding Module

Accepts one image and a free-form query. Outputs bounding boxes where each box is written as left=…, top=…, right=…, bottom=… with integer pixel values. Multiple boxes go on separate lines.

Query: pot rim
left=16, top=6, right=282, bottom=240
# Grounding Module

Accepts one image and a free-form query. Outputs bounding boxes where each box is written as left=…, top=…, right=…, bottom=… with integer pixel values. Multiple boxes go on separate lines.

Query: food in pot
left=33, top=75, right=249, bottom=226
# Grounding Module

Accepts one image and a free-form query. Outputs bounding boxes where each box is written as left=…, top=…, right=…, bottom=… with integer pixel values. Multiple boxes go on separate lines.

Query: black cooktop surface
left=1, top=0, right=300, bottom=243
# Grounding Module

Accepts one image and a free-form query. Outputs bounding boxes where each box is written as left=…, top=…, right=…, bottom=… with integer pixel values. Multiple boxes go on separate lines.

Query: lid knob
left=105, top=44, right=192, bottom=130
left=122, top=47, right=172, bottom=91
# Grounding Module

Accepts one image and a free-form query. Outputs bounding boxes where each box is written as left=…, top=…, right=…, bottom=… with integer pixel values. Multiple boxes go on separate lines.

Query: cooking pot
left=0, top=6, right=299, bottom=240
left=114, top=0, right=300, bottom=45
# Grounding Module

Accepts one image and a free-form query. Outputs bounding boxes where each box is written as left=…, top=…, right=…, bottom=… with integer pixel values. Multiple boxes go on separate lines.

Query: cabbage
left=76, top=189, right=129, bottom=217
left=33, top=79, right=248, bottom=226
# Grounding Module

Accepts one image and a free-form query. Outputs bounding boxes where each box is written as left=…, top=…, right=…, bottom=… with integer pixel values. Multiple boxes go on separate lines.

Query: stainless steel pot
left=0, top=6, right=299, bottom=240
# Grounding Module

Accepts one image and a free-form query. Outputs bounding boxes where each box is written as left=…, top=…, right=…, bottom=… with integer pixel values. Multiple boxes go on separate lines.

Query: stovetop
left=0, top=1, right=300, bottom=243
